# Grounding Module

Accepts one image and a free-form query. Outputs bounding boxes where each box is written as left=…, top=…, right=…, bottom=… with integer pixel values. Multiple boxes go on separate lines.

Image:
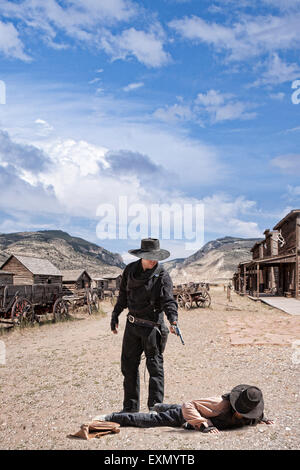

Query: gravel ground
left=0, top=286, right=299, bottom=450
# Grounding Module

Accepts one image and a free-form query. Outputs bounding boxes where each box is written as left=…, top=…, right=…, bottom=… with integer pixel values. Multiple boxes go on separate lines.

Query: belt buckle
left=128, top=315, right=135, bottom=323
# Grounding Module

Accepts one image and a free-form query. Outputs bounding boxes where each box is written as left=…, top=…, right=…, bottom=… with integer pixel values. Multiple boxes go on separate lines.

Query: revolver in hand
left=173, top=323, right=185, bottom=345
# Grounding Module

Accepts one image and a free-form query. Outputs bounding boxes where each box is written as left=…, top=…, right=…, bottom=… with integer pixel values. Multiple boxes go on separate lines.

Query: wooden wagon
left=0, top=283, right=69, bottom=326
left=62, top=287, right=100, bottom=315
left=173, top=282, right=211, bottom=309
left=92, top=276, right=120, bottom=306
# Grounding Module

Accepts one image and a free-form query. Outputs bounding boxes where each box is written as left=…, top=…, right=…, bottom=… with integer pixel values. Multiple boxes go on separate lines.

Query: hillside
left=162, top=236, right=262, bottom=284
left=0, top=230, right=125, bottom=277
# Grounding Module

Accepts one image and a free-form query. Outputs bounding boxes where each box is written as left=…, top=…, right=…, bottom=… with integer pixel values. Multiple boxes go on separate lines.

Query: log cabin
left=61, top=269, right=92, bottom=295
left=101, top=274, right=122, bottom=291
left=0, top=271, right=14, bottom=286
left=233, top=209, right=300, bottom=299
left=0, top=254, right=62, bottom=285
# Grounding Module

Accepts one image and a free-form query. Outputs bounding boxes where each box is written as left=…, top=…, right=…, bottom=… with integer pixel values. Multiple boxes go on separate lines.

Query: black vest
left=126, top=262, right=165, bottom=322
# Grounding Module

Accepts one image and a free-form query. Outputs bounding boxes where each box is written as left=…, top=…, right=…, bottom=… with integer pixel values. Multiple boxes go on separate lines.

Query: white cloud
left=100, top=26, right=170, bottom=68
left=169, top=12, right=300, bottom=61
left=155, top=89, right=257, bottom=125
left=262, top=0, right=300, bottom=11
left=269, top=92, right=285, bottom=100
left=0, top=19, right=31, bottom=61
left=252, top=53, right=300, bottom=86
left=271, top=154, right=300, bottom=173
left=123, top=82, right=144, bottom=92
left=154, top=90, right=257, bottom=125
left=0, top=1, right=170, bottom=68
left=153, top=102, right=198, bottom=123
left=34, top=119, right=54, bottom=136
left=286, top=184, right=300, bottom=198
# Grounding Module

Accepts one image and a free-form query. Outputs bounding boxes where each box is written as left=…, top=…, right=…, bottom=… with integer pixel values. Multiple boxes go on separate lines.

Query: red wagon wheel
left=11, top=297, right=34, bottom=325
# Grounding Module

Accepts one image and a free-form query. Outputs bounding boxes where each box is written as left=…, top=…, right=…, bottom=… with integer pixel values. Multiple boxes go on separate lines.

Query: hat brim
left=230, top=384, right=264, bottom=419
left=128, top=248, right=170, bottom=261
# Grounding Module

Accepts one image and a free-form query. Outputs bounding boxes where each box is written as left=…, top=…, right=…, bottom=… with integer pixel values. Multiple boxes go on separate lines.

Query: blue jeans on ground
left=106, top=404, right=185, bottom=428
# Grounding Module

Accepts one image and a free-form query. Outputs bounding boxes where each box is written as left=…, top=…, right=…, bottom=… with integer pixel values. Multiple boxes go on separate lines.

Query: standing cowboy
left=110, top=238, right=178, bottom=413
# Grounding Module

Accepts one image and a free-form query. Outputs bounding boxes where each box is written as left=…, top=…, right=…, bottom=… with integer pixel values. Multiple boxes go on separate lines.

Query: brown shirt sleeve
left=181, top=397, right=229, bottom=429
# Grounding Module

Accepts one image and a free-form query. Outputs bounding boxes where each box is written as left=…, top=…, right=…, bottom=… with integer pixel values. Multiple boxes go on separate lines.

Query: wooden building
left=0, top=271, right=14, bottom=286
left=61, top=269, right=92, bottom=295
left=102, top=275, right=122, bottom=290
left=91, top=277, right=109, bottom=290
left=0, top=254, right=62, bottom=285
left=233, top=209, right=300, bottom=299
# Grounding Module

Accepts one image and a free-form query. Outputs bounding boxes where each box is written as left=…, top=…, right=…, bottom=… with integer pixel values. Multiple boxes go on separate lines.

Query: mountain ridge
left=162, top=236, right=262, bottom=283
left=0, top=230, right=125, bottom=277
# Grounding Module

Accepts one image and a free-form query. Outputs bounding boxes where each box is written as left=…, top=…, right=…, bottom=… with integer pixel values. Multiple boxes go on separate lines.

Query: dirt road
left=0, top=287, right=299, bottom=450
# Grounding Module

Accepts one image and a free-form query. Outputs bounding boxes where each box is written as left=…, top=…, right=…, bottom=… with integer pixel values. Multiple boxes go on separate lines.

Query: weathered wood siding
left=1, top=257, right=33, bottom=285
left=62, top=272, right=91, bottom=295
left=252, top=245, right=260, bottom=260
left=278, top=217, right=297, bottom=255
left=0, top=273, right=14, bottom=286
left=33, top=274, right=62, bottom=284
left=264, top=231, right=279, bottom=257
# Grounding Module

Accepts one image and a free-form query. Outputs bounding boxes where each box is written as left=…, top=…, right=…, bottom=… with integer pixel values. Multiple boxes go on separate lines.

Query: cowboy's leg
left=142, top=327, right=164, bottom=409
left=106, top=406, right=184, bottom=428
left=121, top=322, right=143, bottom=412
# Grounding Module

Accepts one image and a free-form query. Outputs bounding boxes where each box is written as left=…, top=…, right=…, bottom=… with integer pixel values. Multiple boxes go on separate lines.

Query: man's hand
left=198, top=422, right=220, bottom=434
left=169, top=321, right=177, bottom=334
left=111, top=315, right=119, bottom=334
left=260, top=419, right=275, bottom=425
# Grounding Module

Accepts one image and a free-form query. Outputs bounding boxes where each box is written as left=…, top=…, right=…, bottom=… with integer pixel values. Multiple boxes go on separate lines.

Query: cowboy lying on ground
left=94, top=384, right=274, bottom=434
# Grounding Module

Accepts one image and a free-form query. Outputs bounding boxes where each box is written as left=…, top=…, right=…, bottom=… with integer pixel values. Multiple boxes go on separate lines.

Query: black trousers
left=107, top=404, right=185, bottom=428
left=121, top=320, right=165, bottom=411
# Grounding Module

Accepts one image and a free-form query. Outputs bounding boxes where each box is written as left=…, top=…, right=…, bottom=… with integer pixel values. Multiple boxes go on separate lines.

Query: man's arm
left=111, top=266, right=129, bottom=334
left=181, top=400, right=220, bottom=433
left=159, top=271, right=178, bottom=330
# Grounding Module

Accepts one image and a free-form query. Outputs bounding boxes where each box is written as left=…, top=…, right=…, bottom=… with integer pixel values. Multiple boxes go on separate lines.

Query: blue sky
left=0, top=0, right=300, bottom=262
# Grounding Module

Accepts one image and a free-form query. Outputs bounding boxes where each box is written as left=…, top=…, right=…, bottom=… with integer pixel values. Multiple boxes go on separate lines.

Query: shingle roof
left=61, top=269, right=91, bottom=282
left=102, top=274, right=122, bottom=279
left=3, top=255, right=62, bottom=276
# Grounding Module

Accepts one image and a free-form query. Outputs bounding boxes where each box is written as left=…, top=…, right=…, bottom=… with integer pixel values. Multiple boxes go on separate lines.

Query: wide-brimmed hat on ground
left=229, top=384, right=264, bottom=419
left=128, top=238, right=170, bottom=261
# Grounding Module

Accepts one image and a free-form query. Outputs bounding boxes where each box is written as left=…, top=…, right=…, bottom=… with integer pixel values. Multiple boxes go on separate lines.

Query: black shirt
left=112, top=259, right=178, bottom=324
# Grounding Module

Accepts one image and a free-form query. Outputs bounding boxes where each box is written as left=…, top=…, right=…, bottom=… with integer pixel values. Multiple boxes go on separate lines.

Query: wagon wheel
left=92, top=293, right=100, bottom=312
left=87, top=291, right=100, bottom=314
left=177, top=294, right=186, bottom=309
left=53, top=298, right=69, bottom=322
left=110, top=293, right=117, bottom=307
left=11, top=297, right=34, bottom=325
left=196, top=291, right=211, bottom=308
left=184, top=293, right=193, bottom=310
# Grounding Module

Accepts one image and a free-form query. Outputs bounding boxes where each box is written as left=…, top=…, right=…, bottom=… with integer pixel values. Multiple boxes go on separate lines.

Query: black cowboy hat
left=128, top=238, right=170, bottom=261
left=229, top=384, right=264, bottom=419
